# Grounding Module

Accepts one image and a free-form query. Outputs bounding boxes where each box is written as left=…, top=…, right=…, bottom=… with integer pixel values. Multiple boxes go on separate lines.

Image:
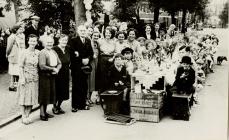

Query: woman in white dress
left=6, top=23, right=25, bottom=91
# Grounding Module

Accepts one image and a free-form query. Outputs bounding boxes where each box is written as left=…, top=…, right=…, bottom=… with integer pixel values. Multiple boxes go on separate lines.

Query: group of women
left=6, top=22, right=70, bottom=124
left=5, top=20, right=219, bottom=124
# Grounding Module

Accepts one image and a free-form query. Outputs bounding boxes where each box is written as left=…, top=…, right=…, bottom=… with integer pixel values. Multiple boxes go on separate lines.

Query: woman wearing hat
left=6, top=23, right=25, bottom=91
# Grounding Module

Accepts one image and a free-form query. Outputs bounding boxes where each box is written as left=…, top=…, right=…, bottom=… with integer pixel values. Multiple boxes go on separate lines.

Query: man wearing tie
left=69, top=25, right=94, bottom=112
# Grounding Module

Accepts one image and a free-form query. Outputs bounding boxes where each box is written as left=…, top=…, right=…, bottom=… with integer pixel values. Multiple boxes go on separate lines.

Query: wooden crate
left=130, top=98, right=163, bottom=109
left=130, top=90, right=165, bottom=100
left=130, top=107, right=163, bottom=123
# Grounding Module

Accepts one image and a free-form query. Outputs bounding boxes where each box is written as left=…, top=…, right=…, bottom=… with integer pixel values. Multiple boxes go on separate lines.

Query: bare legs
left=9, top=75, right=19, bottom=91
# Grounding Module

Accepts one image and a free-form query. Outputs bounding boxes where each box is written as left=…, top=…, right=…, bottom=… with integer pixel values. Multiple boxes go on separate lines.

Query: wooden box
left=100, top=90, right=123, bottom=115
left=130, top=107, right=163, bottom=123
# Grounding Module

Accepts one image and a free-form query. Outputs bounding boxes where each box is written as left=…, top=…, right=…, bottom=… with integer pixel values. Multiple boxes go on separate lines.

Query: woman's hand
left=52, top=68, right=58, bottom=74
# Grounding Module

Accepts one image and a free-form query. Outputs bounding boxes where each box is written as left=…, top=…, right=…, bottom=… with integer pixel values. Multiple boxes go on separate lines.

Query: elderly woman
left=97, top=27, right=115, bottom=93
left=6, top=23, right=25, bottom=91
left=52, top=34, right=70, bottom=114
left=18, top=34, right=40, bottom=124
left=38, top=36, right=61, bottom=121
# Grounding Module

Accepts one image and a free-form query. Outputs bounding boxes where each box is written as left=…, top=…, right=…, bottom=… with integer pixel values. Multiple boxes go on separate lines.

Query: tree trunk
left=73, top=0, right=86, bottom=28
left=154, top=7, right=160, bottom=23
left=13, top=2, right=20, bottom=22
left=171, top=11, right=176, bottom=24
left=181, top=9, right=187, bottom=33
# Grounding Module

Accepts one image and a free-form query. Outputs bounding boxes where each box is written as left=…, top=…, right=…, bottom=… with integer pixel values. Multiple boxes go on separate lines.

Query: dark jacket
left=108, top=65, right=130, bottom=90
left=173, top=66, right=195, bottom=93
left=69, top=36, right=94, bottom=72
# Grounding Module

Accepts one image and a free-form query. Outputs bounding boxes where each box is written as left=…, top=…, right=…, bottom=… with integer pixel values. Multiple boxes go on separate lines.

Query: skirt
left=18, top=81, right=38, bottom=106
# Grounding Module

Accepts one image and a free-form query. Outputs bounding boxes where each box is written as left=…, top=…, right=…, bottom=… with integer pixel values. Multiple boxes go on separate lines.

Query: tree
left=219, top=2, right=228, bottom=28
left=112, top=0, right=138, bottom=23
left=4, top=0, right=103, bottom=31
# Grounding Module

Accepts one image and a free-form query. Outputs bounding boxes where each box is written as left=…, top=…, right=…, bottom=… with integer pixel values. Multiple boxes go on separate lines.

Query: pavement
left=0, top=28, right=228, bottom=140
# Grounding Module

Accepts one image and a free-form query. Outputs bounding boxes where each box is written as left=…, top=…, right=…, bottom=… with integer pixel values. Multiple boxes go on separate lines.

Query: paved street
left=0, top=28, right=228, bottom=140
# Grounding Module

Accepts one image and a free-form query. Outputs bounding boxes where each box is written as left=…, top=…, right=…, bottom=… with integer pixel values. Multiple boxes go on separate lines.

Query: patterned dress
left=18, top=49, right=40, bottom=105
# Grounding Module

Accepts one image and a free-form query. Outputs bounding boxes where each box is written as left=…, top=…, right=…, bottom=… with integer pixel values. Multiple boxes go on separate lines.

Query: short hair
left=145, top=39, right=156, bottom=47
left=116, top=31, right=126, bottom=39
left=59, top=34, right=68, bottom=40
left=137, top=37, right=146, bottom=42
left=28, top=34, right=38, bottom=40
left=104, top=26, right=115, bottom=39
left=114, top=53, right=124, bottom=60
left=127, top=28, right=137, bottom=37
left=145, top=24, right=152, bottom=29
left=77, top=25, right=86, bottom=33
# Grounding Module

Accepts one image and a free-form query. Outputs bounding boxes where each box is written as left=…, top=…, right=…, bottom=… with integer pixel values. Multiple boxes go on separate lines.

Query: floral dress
left=18, top=49, right=40, bottom=105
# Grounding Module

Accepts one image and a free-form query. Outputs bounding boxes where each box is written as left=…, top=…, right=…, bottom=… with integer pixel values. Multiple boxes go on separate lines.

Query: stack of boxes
left=130, top=76, right=165, bottom=123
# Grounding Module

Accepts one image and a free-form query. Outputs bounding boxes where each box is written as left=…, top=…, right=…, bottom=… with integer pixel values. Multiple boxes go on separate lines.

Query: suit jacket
left=108, top=65, right=130, bottom=90
left=69, top=36, right=94, bottom=72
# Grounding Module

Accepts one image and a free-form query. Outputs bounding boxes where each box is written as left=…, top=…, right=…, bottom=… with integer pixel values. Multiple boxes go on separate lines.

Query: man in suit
left=69, top=25, right=94, bottom=112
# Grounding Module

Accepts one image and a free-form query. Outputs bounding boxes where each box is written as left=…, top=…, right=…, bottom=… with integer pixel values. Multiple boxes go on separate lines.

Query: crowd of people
left=0, top=15, right=220, bottom=125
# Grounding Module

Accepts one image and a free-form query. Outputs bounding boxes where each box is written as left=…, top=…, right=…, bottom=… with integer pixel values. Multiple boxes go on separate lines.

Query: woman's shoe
left=58, top=108, right=65, bottom=114
left=52, top=107, right=60, bottom=115
left=83, top=105, right=90, bottom=110
left=40, top=115, right=48, bottom=121
left=9, top=87, right=16, bottom=92
left=45, top=113, right=54, bottom=118
left=72, top=108, right=78, bottom=112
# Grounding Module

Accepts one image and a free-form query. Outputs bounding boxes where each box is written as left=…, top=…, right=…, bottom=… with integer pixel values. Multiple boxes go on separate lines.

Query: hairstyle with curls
left=127, top=28, right=138, bottom=37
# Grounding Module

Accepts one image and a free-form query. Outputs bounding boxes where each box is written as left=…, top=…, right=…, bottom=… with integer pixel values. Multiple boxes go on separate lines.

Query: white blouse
left=47, top=50, right=58, bottom=67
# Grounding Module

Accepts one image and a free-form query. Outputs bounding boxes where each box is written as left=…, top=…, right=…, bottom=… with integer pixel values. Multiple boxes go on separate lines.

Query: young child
left=108, top=53, right=130, bottom=114
left=173, top=56, right=196, bottom=95
left=121, top=47, right=134, bottom=75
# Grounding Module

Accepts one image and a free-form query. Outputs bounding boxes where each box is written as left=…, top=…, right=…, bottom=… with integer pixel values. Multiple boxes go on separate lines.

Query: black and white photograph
left=0, top=0, right=228, bottom=140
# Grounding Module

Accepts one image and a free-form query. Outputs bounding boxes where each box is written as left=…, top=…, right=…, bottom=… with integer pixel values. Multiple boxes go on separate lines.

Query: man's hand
left=82, top=58, right=89, bottom=65
left=114, top=82, right=119, bottom=86
left=75, top=51, right=79, bottom=57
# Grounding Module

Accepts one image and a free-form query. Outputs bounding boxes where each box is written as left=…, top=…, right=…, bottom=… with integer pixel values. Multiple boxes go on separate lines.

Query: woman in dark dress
left=38, top=36, right=61, bottom=121
left=52, top=34, right=70, bottom=114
